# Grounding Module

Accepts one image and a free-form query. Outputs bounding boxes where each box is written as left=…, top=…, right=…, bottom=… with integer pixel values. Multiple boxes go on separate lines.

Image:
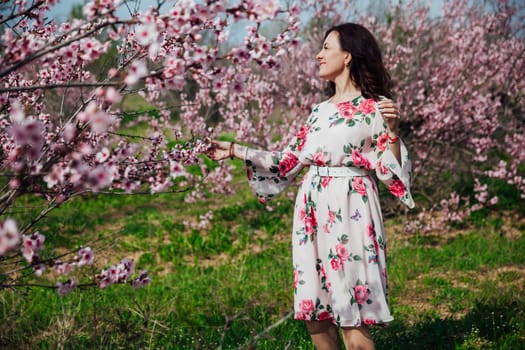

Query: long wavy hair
left=324, top=23, right=392, bottom=100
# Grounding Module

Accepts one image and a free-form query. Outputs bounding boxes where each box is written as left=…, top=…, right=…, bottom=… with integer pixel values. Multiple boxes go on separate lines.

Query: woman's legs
left=340, top=326, right=375, bottom=350
left=305, top=320, right=342, bottom=350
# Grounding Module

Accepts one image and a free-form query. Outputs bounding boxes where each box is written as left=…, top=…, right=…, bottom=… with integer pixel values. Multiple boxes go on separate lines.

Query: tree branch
left=0, top=81, right=121, bottom=93
left=238, top=310, right=293, bottom=350
left=0, top=20, right=126, bottom=79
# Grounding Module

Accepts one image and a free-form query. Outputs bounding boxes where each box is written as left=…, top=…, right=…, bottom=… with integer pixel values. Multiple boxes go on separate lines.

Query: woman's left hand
left=378, top=99, right=400, bottom=135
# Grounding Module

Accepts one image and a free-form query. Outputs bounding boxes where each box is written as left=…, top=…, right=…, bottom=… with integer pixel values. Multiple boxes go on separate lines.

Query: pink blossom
left=105, top=87, right=122, bottom=103
left=135, top=23, right=157, bottom=46
left=132, top=270, right=150, bottom=288
left=125, top=59, right=148, bottom=85
left=54, top=261, right=75, bottom=275
left=169, top=161, right=186, bottom=178
left=0, top=219, right=20, bottom=255
left=77, top=247, right=95, bottom=266
left=57, top=279, right=77, bottom=296
left=253, top=0, right=280, bottom=20
left=21, top=232, right=45, bottom=263
left=96, top=147, right=110, bottom=163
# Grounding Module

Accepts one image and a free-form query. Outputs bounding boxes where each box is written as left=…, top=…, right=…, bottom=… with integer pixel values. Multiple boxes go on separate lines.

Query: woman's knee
left=305, top=319, right=336, bottom=335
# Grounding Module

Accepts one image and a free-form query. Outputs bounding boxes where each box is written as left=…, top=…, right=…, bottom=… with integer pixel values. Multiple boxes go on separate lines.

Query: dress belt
left=310, top=165, right=369, bottom=177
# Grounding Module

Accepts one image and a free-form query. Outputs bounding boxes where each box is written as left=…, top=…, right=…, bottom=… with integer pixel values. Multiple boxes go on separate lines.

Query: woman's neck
left=331, top=76, right=361, bottom=102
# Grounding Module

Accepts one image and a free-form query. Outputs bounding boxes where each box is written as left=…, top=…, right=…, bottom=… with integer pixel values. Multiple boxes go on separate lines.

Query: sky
left=41, top=0, right=445, bottom=47
left=46, top=0, right=445, bottom=23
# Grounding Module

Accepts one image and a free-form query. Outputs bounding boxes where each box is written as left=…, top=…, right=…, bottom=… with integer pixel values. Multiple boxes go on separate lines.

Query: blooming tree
left=369, top=0, right=525, bottom=231
left=1, top=0, right=524, bottom=294
left=0, top=0, right=302, bottom=294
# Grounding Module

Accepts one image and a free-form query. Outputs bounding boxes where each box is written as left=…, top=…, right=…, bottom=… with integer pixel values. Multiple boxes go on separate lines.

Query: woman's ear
left=345, top=52, right=352, bottom=67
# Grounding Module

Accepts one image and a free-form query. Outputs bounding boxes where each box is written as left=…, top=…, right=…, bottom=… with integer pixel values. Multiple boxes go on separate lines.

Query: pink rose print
left=295, top=125, right=310, bottom=151
left=305, top=216, right=315, bottom=235
left=304, top=207, right=317, bottom=236
left=323, top=223, right=330, bottom=233
left=336, top=243, right=349, bottom=261
left=298, top=207, right=306, bottom=220
left=359, top=98, right=376, bottom=114
left=328, top=210, right=336, bottom=224
left=300, top=299, right=315, bottom=315
left=279, top=152, right=299, bottom=177
left=377, top=133, right=388, bottom=152
left=367, top=224, right=375, bottom=239
left=354, top=284, right=369, bottom=304
left=377, top=160, right=390, bottom=175
left=321, top=176, right=332, bottom=188
left=246, top=166, right=253, bottom=180
left=295, top=312, right=307, bottom=320
left=320, top=264, right=327, bottom=277
left=319, top=311, right=331, bottom=321
left=363, top=319, right=378, bottom=325
left=293, top=268, right=299, bottom=289
left=352, top=177, right=367, bottom=196
left=257, top=197, right=267, bottom=204
left=352, top=150, right=372, bottom=170
left=336, top=101, right=357, bottom=119
left=368, top=224, right=379, bottom=254
left=331, top=258, right=341, bottom=271
left=388, top=179, right=406, bottom=197
left=296, top=125, right=310, bottom=139
left=312, top=151, right=326, bottom=166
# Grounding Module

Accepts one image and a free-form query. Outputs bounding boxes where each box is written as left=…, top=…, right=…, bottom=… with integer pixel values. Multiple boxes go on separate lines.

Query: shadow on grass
left=373, top=299, right=524, bottom=350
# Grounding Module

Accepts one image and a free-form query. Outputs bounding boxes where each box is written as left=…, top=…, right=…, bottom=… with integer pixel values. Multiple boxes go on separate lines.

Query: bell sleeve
left=370, top=104, right=415, bottom=208
left=244, top=123, right=309, bottom=204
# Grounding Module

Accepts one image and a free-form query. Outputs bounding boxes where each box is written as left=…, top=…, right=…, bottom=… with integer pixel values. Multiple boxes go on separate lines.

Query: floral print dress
left=244, top=95, right=414, bottom=327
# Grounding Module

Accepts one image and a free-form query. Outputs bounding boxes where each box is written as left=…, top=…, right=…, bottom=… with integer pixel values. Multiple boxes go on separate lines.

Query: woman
left=207, top=23, right=414, bottom=350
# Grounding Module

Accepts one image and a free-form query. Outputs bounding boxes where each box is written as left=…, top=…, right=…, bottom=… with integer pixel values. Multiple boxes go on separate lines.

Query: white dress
left=244, top=95, right=414, bottom=327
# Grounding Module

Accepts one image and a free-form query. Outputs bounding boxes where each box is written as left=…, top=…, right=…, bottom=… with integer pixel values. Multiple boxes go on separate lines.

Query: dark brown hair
left=324, top=23, right=392, bottom=100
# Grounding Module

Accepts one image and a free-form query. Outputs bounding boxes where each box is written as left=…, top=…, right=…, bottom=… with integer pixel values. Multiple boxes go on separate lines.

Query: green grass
left=1, top=161, right=524, bottom=349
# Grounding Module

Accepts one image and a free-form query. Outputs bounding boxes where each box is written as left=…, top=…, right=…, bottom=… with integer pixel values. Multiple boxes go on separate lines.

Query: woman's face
left=316, top=31, right=351, bottom=81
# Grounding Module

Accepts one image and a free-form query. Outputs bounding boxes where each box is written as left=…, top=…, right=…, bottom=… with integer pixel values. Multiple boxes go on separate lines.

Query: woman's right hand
left=206, top=140, right=233, bottom=161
